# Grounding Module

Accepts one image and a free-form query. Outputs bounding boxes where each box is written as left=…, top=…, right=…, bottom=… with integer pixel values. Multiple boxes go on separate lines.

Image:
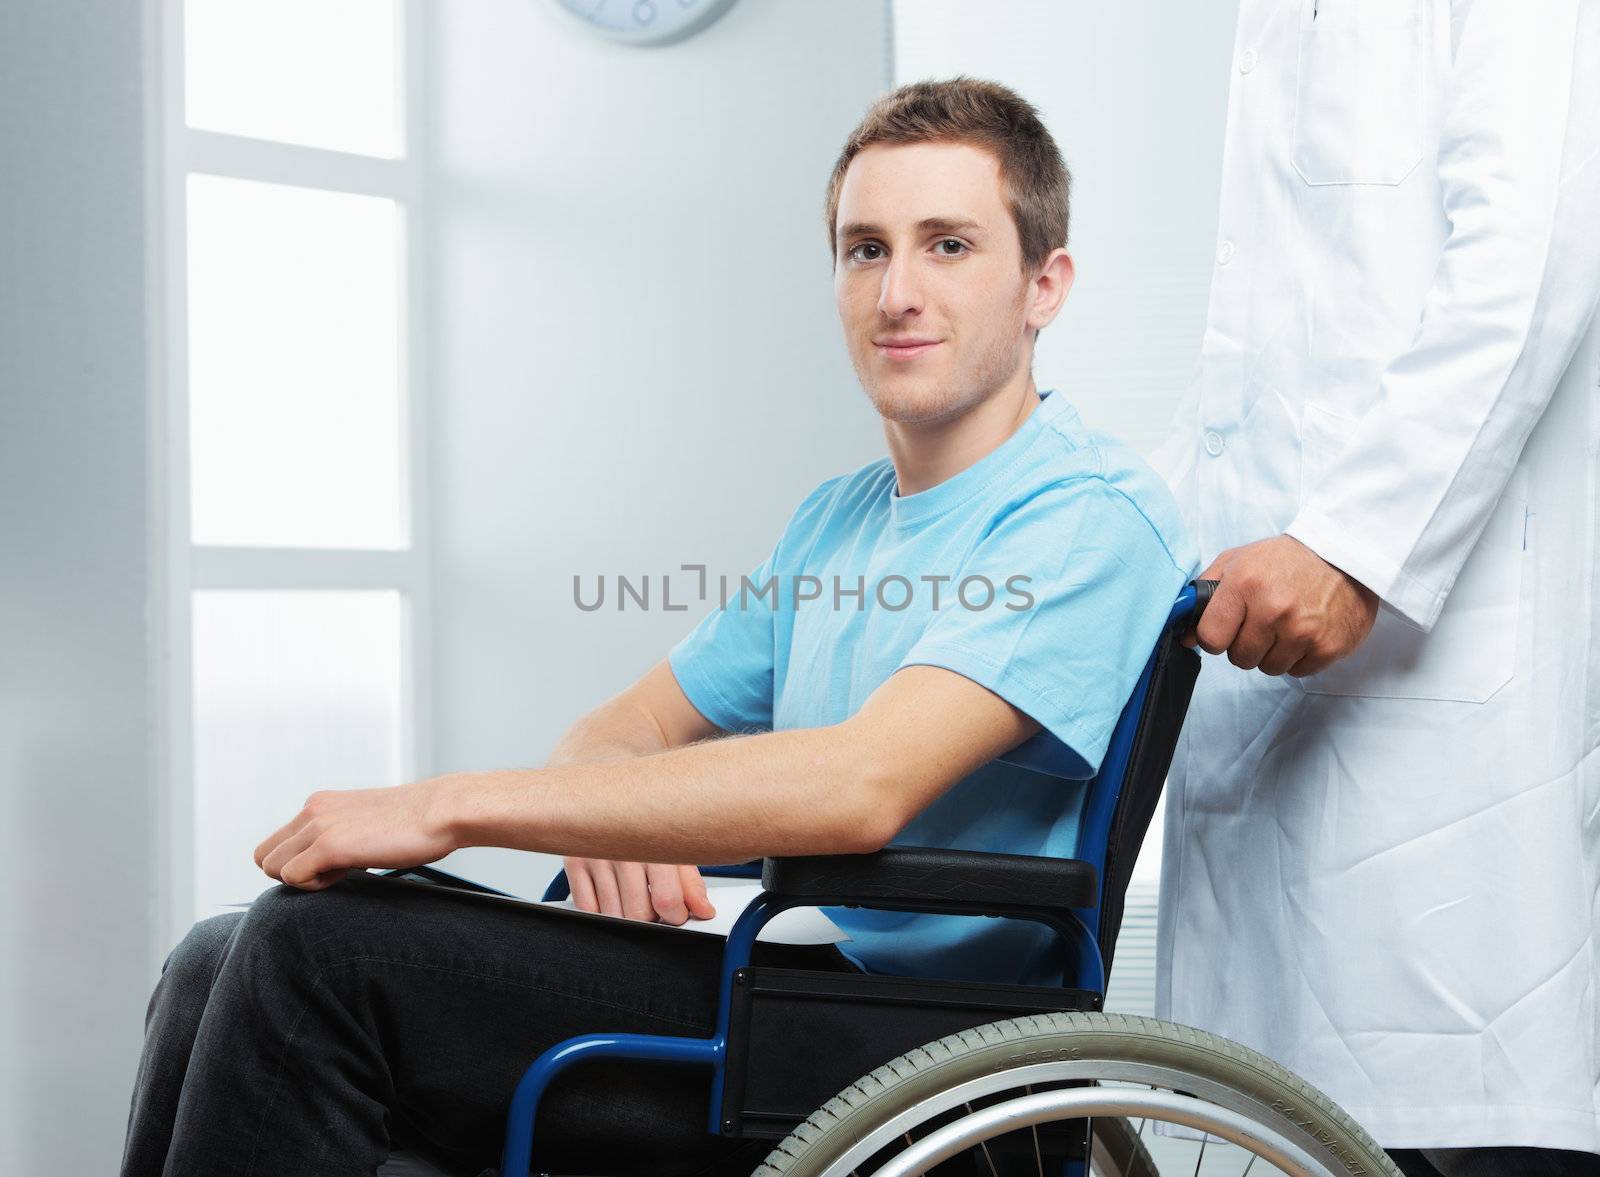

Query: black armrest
left=761, top=846, right=1097, bottom=915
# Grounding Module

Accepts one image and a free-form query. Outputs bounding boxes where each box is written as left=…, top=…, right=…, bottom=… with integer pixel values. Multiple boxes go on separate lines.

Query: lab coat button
left=1217, top=240, right=1235, bottom=266
left=1204, top=430, right=1225, bottom=457
left=1239, top=48, right=1258, bottom=74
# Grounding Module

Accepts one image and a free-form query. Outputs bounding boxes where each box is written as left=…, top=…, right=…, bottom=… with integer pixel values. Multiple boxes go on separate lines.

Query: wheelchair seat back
left=1074, top=587, right=1208, bottom=977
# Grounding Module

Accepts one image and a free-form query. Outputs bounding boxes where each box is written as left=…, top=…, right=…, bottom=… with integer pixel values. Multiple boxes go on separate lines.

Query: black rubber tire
left=753, top=1012, right=1401, bottom=1177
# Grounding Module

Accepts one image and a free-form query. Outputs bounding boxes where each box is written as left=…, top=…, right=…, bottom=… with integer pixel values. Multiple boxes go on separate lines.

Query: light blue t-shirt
left=668, top=389, right=1196, bottom=986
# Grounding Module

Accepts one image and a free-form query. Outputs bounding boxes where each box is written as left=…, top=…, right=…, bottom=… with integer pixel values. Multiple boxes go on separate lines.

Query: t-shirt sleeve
left=667, top=537, right=783, bottom=735
left=897, top=481, right=1187, bottom=779
left=666, top=476, right=842, bottom=735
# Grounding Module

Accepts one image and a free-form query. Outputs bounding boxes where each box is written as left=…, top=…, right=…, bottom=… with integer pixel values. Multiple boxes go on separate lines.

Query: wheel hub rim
left=865, top=1087, right=1323, bottom=1177
left=809, top=1057, right=1359, bottom=1177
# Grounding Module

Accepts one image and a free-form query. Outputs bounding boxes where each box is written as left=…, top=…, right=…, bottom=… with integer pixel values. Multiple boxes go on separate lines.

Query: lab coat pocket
left=1298, top=402, right=1525, bottom=703
left=1291, top=0, right=1424, bottom=186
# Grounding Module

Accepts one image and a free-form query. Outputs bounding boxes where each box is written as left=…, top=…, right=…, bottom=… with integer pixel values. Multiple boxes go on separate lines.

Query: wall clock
left=549, top=0, right=740, bottom=47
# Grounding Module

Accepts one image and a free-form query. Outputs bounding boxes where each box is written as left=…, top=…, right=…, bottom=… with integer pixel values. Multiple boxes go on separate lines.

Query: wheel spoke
left=1192, top=1131, right=1209, bottom=1177
left=1239, top=1152, right=1257, bottom=1176
left=963, top=1103, right=1001, bottom=1177
left=1023, top=1085, right=1044, bottom=1177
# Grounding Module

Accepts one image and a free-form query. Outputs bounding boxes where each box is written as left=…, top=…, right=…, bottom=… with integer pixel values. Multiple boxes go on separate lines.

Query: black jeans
left=1389, top=1147, right=1600, bottom=1177
left=120, top=872, right=864, bottom=1177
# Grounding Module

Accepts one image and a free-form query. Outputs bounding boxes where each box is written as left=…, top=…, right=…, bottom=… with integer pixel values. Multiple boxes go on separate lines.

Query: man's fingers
left=260, top=827, right=317, bottom=881
left=1226, top=609, right=1277, bottom=671
left=565, top=858, right=599, bottom=913
left=254, top=812, right=310, bottom=871
left=589, top=860, right=624, bottom=917
left=679, top=864, right=716, bottom=920
left=1257, top=635, right=1307, bottom=677
left=277, top=831, right=341, bottom=888
left=1187, top=536, right=1380, bottom=676
left=1182, top=551, right=1235, bottom=649
left=569, top=860, right=706, bottom=924
left=1288, top=650, right=1336, bottom=678
left=1194, top=580, right=1246, bottom=656
left=281, top=848, right=342, bottom=889
left=645, top=863, right=689, bottom=925
left=615, top=861, right=655, bottom=922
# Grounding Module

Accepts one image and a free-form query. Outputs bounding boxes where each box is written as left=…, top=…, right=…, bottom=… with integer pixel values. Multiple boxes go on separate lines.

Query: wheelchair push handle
left=1168, top=578, right=1219, bottom=631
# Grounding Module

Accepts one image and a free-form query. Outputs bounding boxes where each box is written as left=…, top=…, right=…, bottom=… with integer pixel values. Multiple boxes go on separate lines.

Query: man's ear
left=1027, top=248, right=1075, bottom=333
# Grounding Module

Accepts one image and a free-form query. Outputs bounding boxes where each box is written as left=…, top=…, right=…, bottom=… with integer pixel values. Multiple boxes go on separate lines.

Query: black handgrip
left=1191, top=578, right=1219, bottom=621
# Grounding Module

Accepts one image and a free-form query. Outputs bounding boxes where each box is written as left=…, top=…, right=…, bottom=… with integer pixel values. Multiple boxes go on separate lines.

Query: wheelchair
left=388, top=581, right=1402, bottom=1177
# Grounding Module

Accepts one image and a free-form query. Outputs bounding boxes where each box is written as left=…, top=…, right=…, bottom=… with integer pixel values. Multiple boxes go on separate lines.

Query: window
left=157, top=0, right=429, bottom=933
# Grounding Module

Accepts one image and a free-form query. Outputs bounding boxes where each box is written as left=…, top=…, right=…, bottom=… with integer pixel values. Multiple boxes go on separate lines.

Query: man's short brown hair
left=824, top=76, right=1071, bottom=275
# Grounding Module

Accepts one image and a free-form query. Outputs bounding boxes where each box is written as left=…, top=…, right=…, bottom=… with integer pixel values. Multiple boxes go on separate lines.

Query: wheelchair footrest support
left=719, top=964, right=1100, bottom=1140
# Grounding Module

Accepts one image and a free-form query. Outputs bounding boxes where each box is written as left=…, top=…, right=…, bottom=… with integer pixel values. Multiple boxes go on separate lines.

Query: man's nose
left=877, top=254, right=924, bottom=319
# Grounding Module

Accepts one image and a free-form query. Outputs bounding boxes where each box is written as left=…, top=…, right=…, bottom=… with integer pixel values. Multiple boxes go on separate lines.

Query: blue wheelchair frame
left=506, top=582, right=1210, bottom=1176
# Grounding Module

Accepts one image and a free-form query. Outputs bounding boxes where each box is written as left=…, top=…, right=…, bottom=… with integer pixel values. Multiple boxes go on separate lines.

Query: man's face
left=833, top=140, right=1037, bottom=425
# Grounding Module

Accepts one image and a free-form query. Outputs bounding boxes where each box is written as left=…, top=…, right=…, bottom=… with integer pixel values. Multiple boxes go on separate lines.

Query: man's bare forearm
left=254, top=666, right=1030, bottom=890
left=545, top=699, right=672, bottom=768
left=438, top=722, right=894, bottom=866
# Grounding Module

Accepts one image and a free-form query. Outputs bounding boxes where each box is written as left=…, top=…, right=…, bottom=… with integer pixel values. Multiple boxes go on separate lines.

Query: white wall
left=895, top=0, right=1236, bottom=456
left=423, top=0, right=892, bottom=893
left=0, top=3, right=159, bottom=1172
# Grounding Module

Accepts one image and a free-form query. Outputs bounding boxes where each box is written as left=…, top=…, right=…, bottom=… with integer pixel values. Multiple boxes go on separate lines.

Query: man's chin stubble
left=855, top=332, right=1027, bottom=426
left=858, top=365, right=1014, bottom=426
left=860, top=379, right=971, bottom=425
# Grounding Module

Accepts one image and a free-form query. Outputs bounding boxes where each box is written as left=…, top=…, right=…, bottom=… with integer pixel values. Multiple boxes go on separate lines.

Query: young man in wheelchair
left=121, top=78, right=1193, bottom=1177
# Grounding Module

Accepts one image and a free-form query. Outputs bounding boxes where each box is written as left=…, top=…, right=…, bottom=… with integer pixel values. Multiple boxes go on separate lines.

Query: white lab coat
left=1150, top=0, right=1600, bottom=1150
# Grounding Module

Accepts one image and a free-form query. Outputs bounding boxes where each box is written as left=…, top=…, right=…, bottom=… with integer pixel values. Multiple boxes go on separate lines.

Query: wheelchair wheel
left=1087, top=1115, right=1156, bottom=1177
left=753, top=1012, right=1399, bottom=1177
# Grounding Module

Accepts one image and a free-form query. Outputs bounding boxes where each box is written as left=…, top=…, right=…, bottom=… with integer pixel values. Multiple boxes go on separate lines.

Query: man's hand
left=1186, top=534, right=1379, bottom=676
left=563, top=857, right=716, bottom=926
left=255, top=777, right=463, bottom=891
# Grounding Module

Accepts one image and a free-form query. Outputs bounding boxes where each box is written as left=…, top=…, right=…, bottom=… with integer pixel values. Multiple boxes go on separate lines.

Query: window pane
left=187, top=174, right=404, bottom=549
left=184, top=0, right=403, bottom=158
left=192, top=590, right=403, bottom=918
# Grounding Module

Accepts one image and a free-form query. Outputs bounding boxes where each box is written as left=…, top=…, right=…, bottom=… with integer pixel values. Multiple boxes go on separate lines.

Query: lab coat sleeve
left=1284, top=0, right=1600, bottom=631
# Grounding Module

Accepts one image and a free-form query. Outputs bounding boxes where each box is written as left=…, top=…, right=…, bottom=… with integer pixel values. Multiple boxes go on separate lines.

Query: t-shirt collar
left=888, top=389, right=1065, bottom=527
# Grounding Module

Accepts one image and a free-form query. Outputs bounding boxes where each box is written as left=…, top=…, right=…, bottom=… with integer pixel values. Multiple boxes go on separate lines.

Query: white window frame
left=147, top=0, right=432, bottom=954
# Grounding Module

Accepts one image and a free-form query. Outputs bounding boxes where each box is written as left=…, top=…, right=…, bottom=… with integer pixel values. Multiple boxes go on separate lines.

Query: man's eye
left=848, top=242, right=885, bottom=263
left=936, top=238, right=968, bottom=257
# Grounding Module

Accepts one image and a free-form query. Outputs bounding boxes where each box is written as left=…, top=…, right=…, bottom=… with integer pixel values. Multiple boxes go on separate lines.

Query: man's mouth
left=874, top=338, right=941, bottom=360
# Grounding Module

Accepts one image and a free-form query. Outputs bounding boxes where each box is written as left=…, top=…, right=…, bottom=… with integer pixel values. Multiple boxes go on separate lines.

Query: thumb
left=681, top=865, right=716, bottom=919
